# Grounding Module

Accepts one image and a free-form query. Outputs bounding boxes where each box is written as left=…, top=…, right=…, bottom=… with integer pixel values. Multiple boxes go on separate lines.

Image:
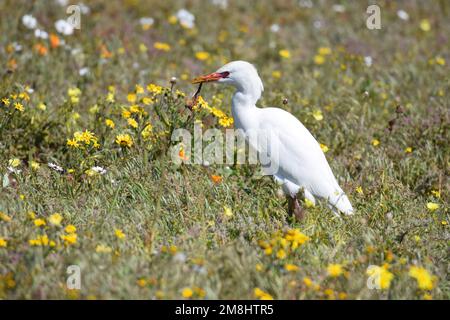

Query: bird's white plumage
left=214, top=60, right=353, bottom=215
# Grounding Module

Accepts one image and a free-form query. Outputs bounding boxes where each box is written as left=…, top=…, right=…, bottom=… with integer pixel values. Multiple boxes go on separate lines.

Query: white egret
left=192, top=60, right=353, bottom=219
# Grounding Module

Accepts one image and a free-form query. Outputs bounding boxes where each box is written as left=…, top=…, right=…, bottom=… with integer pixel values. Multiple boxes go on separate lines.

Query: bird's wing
left=255, top=107, right=345, bottom=202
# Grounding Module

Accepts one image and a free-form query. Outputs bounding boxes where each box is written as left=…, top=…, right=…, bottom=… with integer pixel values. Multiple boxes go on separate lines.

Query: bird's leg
left=288, top=196, right=305, bottom=221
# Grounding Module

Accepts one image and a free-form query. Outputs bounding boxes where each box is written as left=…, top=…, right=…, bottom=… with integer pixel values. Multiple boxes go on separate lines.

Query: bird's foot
left=288, top=196, right=306, bottom=221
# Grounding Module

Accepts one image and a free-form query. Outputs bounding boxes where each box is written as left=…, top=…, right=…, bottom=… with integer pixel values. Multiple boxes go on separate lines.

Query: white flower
left=210, top=0, right=228, bottom=9
left=397, top=10, right=409, bottom=21
left=270, top=24, right=280, bottom=33
left=34, top=29, right=49, bottom=39
left=22, top=14, right=37, bottom=29
left=79, top=3, right=90, bottom=14
left=313, top=20, right=322, bottom=29
left=173, top=252, right=187, bottom=263
left=332, top=4, right=345, bottom=13
left=12, top=42, right=22, bottom=52
left=364, top=56, right=373, bottom=67
left=79, top=67, right=90, bottom=76
left=299, top=0, right=313, bottom=8
left=55, top=19, right=74, bottom=35
left=91, top=166, right=107, bottom=175
left=7, top=167, right=21, bottom=174
left=55, top=0, right=69, bottom=6
left=139, top=17, right=154, bottom=27
left=48, top=162, right=64, bottom=173
left=176, top=9, right=195, bottom=29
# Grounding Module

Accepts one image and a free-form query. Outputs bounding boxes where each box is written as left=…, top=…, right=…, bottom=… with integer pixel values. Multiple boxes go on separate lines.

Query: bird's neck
left=233, top=79, right=263, bottom=106
left=231, top=91, right=259, bottom=130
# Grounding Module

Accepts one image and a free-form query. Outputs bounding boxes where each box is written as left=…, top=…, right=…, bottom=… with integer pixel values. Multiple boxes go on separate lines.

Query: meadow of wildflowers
left=0, top=0, right=448, bottom=300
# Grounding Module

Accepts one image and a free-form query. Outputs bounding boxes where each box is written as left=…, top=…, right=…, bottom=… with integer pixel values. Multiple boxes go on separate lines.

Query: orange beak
left=191, top=72, right=225, bottom=84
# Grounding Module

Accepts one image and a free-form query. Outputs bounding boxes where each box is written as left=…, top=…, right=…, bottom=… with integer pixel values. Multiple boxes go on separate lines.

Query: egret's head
left=192, top=60, right=264, bottom=101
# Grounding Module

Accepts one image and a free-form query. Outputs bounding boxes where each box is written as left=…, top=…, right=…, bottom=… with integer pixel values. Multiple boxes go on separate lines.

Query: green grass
left=0, top=0, right=448, bottom=299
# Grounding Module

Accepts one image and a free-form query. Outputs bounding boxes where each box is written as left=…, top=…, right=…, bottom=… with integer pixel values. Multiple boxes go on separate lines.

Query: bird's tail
left=329, top=191, right=354, bottom=216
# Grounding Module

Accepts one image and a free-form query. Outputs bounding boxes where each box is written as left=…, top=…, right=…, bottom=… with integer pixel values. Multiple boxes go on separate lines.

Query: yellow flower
left=0, top=238, right=7, bottom=247
left=127, top=93, right=137, bottom=103
left=139, top=43, right=147, bottom=52
left=195, top=51, right=210, bottom=61
left=48, top=213, right=63, bottom=226
left=272, top=70, right=282, bottom=79
left=96, top=244, right=112, bottom=253
left=303, top=277, right=313, bottom=288
left=255, top=263, right=263, bottom=272
left=68, top=87, right=81, bottom=97
left=168, top=15, right=178, bottom=24
left=426, top=202, right=439, bottom=211
left=65, top=225, right=77, bottom=233
left=276, top=248, right=287, bottom=259
left=223, top=206, right=233, bottom=217
left=218, top=116, right=234, bottom=127
left=434, top=56, right=445, bottom=66
left=193, top=287, right=206, bottom=298
left=127, top=118, right=138, bottom=128
left=431, top=190, right=440, bottom=198
left=312, top=109, right=323, bottom=121
left=137, top=278, right=147, bottom=287
left=441, top=220, right=448, bottom=226
left=147, top=83, right=163, bottom=95
left=423, top=293, right=433, bottom=300
left=115, top=229, right=126, bottom=240
left=254, top=288, right=273, bottom=300
left=38, top=102, right=46, bottom=110
left=141, top=96, right=153, bottom=105
left=115, top=134, right=133, bottom=148
left=327, top=264, right=343, bottom=277
left=154, top=42, right=171, bottom=52
left=31, top=161, right=40, bottom=170
left=371, top=139, right=380, bottom=146
left=279, top=49, right=291, bottom=59
left=66, top=139, right=79, bottom=148
left=105, top=119, right=115, bottom=129
left=2, top=97, right=10, bottom=106
left=34, top=218, right=46, bottom=227
left=419, top=19, right=431, bottom=32
left=356, top=186, right=364, bottom=195
left=8, top=158, right=20, bottom=167
left=338, top=292, right=347, bottom=300
left=405, top=147, right=412, bottom=153
left=181, top=288, right=193, bottom=298
left=366, top=265, right=394, bottom=289
left=320, top=143, right=329, bottom=153
left=141, top=124, right=153, bottom=140
left=106, top=92, right=115, bottom=103
left=284, top=228, right=310, bottom=249
left=14, top=102, right=24, bottom=112
left=409, top=266, right=435, bottom=290
left=61, top=233, right=77, bottom=245
left=314, top=55, right=325, bottom=65
left=0, top=212, right=12, bottom=222
left=134, top=84, right=144, bottom=94
left=304, top=198, right=315, bottom=208
left=318, top=47, right=332, bottom=55
left=284, top=264, right=299, bottom=272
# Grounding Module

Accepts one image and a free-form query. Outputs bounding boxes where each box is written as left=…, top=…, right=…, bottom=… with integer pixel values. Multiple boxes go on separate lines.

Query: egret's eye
left=220, top=71, right=230, bottom=78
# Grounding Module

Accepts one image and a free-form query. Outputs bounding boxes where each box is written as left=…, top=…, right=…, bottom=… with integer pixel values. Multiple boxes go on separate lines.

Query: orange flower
left=50, top=33, right=60, bottom=48
left=100, top=44, right=112, bottom=59
left=7, top=58, right=17, bottom=70
left=178, top=148, right=189, bottom=161
left=34, top=43, right=48, bottom=56
left=211, top=175, right=222, bottom=184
